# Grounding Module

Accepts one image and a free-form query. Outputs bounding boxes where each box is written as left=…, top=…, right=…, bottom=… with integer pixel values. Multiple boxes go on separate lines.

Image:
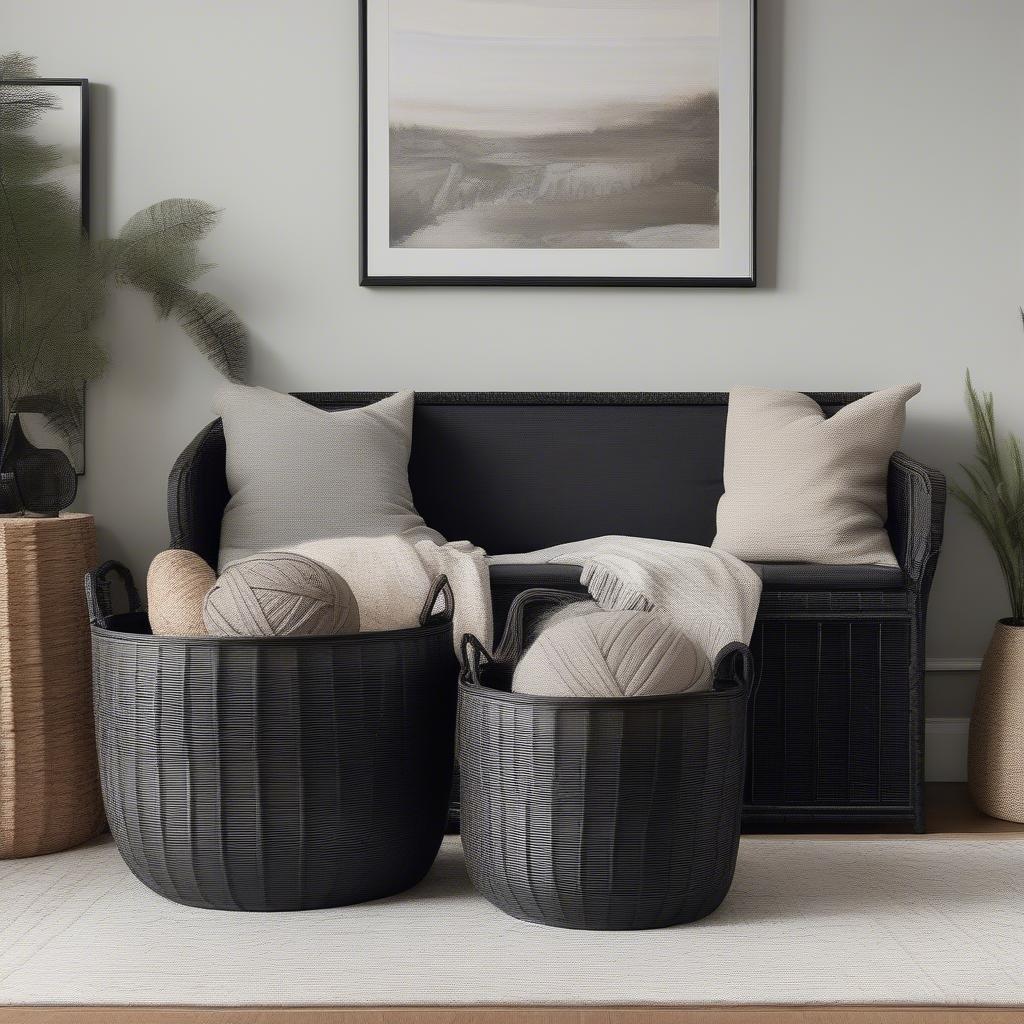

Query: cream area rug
left=1, top=835, right=1022, bottom=1007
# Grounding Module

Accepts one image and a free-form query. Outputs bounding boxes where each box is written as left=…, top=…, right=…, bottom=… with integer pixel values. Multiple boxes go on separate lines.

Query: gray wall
left=7, top=0, right=1024, bottom=723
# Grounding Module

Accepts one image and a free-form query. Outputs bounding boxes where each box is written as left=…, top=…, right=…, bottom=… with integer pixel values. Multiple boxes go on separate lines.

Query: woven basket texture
left=746, top=616, right=914, bottom=810
left=458, top=589, right=750, bottom=930
left=1, top=514, right=105, bottom=859
left=968, top=621, right=1024, bottom=823
left=89, top=563, right=458, bottom=911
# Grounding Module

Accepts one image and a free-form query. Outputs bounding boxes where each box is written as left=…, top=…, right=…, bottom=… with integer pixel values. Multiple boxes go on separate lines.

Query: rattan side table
left=0, top=513, right=105, bottom=858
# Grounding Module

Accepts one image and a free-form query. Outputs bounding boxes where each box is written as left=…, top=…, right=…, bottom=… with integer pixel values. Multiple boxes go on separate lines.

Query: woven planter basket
left=88, top=561, right=458, bottom=911
left=458, top=589, right=752, bottom=931
left=968, top=620, right=1024, bottom=823
left=1, top=514, right=105, bottom=859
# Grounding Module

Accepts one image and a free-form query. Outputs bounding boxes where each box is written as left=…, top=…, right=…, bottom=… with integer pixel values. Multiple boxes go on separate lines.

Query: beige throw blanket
left=290, top=534, right=760, bottom=679
left=491, top=536, right=762, bottom=681
left=291, top=536, right=492, bottom=656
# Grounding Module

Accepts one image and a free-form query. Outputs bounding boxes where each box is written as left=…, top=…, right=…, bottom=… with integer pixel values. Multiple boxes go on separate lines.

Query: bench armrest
left=887, top=451, right=946, bottom=591
left=167, top=419, right=229, bottom=571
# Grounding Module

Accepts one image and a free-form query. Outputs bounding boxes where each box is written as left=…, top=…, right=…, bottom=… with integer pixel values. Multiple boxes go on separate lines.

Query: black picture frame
left=0, top=78, right=90, bottom=229
left=360, top=1, right=756, bottom=288
left=0, top=77, right=90, bottom=473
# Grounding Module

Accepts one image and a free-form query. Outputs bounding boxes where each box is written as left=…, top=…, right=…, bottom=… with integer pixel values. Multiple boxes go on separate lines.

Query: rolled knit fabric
left=204, top=551, right=359, bottom=637
left=535, top=599, right=601, bottom=635
left=512, top=609, right=709, bottom=699
left=147, top=550, right=215, bottom=637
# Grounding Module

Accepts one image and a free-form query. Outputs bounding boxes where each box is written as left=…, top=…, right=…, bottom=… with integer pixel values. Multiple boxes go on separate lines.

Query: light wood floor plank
left=3, top=1005, right=1023, bottom=1024
left=745, top=784, right=1024, bottom=840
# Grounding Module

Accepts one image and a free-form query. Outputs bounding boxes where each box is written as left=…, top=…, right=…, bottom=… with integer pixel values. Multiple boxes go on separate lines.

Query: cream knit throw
left=286, top=534, right=756, bottom=678
left=291, top=535, right=492, bottom=655
left=491, top=536, right=762, bottom=683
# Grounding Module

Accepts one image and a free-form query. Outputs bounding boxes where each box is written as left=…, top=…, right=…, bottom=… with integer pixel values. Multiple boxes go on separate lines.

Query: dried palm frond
left=951, top=371, right=1024, bottom=624
left=0, top=54, right=249, bottom=449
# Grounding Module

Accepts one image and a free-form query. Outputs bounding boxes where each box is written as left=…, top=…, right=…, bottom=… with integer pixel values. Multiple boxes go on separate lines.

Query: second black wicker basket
left=459, top=589, right=752, bottom=930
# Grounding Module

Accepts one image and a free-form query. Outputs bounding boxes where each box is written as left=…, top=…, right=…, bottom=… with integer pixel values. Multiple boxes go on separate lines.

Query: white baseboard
left=925, top=717, right=969, bottom=782
left=926, top=658, right=982, bottom=672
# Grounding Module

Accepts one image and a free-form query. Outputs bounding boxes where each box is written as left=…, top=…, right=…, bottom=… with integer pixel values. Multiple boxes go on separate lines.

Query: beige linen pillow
left=216, top=386, right=442, bottom=570
left=712, top=385, right=920, bottom=566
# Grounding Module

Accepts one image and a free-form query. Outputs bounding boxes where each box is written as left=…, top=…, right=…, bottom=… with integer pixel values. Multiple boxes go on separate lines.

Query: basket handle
left=713, top=641, right=754, bottom=694
left=85, top=560, right=143, bottom=629
left=460, top=632, right=494, bottom=686
left=494, top=587, right=586, bottom=664
left=419, top=574, right=455, bottom=627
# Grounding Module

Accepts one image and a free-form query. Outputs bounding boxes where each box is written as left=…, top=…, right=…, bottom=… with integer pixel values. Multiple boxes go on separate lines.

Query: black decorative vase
left=0, top=414, right=78, bottom=517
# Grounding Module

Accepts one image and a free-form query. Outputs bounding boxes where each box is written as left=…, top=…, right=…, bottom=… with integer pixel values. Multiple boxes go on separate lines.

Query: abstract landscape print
left=362, top=0, right=754, bottom=284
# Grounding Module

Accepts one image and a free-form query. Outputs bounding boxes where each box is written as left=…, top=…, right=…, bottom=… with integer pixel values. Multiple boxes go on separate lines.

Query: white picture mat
left=364, top=0, right=754, bottom=281
left=31, top=84, right=83, bottom=202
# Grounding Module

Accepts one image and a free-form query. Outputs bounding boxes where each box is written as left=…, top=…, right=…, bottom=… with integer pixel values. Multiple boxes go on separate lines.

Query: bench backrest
left=288, top=392, right=862, bottom=555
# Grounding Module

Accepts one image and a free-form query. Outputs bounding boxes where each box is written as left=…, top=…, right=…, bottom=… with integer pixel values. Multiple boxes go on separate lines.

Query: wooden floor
left=745, top=782, right=1024, bottom=840
left=919, top=783, right=1024, bottom=836
left=3, top=785, right=1021, bottom=1024
left=5, top=1009, right=1024, bottom=1024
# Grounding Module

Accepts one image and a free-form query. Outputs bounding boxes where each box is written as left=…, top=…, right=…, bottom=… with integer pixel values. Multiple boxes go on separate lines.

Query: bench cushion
left=488, top=560, right=906, bottom=593
left=751, top=562, right=906, bottom=591
left=487, top=560, right=906, bottom=649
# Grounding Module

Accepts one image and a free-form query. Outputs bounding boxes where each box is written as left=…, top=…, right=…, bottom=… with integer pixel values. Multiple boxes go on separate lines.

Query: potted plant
left=0, top=53, right=247, bottom=508
left=952, top=368, right=1024, bottom=822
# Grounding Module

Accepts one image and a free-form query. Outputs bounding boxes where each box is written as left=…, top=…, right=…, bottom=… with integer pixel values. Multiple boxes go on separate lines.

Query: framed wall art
left=0, top=77, right=90, bottom=471
left=361, top=0, right=755, bottom=286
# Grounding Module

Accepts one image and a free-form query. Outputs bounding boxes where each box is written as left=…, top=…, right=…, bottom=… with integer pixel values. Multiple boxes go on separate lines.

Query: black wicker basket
left=458, top=589, right=752, bottom=931
left=87, top=561, right=459, bottom=912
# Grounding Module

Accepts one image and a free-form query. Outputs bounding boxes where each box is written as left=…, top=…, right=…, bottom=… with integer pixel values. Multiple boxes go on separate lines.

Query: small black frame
left=0, top=77, right=90, bottom=471
left=359, top=1, right=756, bottom=288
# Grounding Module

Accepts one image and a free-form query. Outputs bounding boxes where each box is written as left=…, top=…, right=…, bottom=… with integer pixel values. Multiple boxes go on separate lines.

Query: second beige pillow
left=712, top=385, right=920, bottom=566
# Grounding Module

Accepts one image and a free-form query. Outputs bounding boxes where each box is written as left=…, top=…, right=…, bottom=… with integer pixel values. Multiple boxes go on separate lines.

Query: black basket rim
left=458, top=672, right=746, bottom=709
left=90, top=615, right=455, bottom=647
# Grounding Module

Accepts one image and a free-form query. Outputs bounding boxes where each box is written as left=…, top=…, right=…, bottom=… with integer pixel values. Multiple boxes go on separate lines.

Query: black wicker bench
left=168, top=392, right=945, bottom=833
